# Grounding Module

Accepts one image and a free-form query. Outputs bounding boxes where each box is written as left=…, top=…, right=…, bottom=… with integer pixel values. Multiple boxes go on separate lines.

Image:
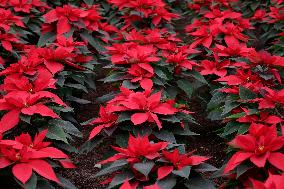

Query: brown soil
left=59, top=82, right=116, bottom=189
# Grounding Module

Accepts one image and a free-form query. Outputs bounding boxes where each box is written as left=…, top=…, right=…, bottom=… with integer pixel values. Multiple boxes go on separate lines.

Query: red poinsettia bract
left=224, top=124, right=284, bottom=174
left=0, top=130, right=74, bottom=184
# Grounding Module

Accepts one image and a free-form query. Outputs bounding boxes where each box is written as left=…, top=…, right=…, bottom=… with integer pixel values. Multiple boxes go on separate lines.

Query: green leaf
left=80, top=31, right=106, bottom=53
left=222, top=100, right=240, bottom=116
left=96, top=159, right=128, bottom=177
left=37, top=32, right=56, bottom=47
left=115, top=133, right=129, bottom=148
left=155, top=68, right=168, bottom=80
left=116, top=112, right=131, bottom=123
left=83, top=0, right=94, bottom=5
left=122, top=80, right=139, bottom=89
left=236, top=164, right=252, bottom=178
left=195, top=163, right=218, bottom=172
left=22, top=173, right=37, bottom=189
left=226, top=112, right=246, bottom=119
left=237, top=124, right=249, bottom=135
left=46, top=125, right=69, bottom=143
left=133, top=126, right=152, bottom=137
left=66, top=96, right=91, bottom=104
left=185, top=176, right=216, bottom=189
left=157, top=176, right=176, bottom=189
left=133, top=161, right=155, bottom=177
left=173, top=124, right=198, bottom=136
left=188, top=70, right=208, bottom=84
left=108, top=172, right=134, bottom=189
left=172, top=166, right=191, bottom=178
left=20, top=114, right=31, bottom=124
left=65, top=83, right=88, bottom=93
left=58, top=176, right=77, bottom=189
left=239, top=86, right=257, bottom=100
left=96, top=92, right=116, bottom=103
left=154, top=130, right=176, bottom=143
left=36, top=180, right=55, bottom=189
left=177, top=79, right=193, bottom=98
left=103, top=73, right=125, bottom=83
left=49, top=119, right=82, bottom=138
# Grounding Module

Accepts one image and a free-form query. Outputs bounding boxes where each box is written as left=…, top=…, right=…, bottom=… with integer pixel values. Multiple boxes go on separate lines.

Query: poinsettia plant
left=0, top=129, right=75, bottom=188
left=95, top=134, right=216, bottom=189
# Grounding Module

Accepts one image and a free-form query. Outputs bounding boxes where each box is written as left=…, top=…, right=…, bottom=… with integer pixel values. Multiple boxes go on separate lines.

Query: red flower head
left=0, top=8, right=25, bottom=32
left=224, top=124, right=284, bottom=174
left=99, top=134, right=168, bottom=164
left=255, top=87, right=284, bottom=109
left=157, top=149, right=208, bottom=180
left=0, top=91, right=64, bottom=133
left=112, top=88, right=178, bottom=129
left=248, top=174, right=284, bottom=189
left=44, top=5, right=87, bottom=35
left=0, top=130, right=74, bottom=184
left=88, top=106, right=118, bottom=140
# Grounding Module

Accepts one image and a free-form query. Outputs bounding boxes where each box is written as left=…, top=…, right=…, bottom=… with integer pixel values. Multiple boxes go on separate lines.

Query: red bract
left=0, top=91, right=64, bottom=133
left=248, top=174, right=284, bottom=189
left=110, top=44, right=159, bottom=66
left=54, top=35, right=85, bottom=53
left=127, top=64, right=154, bottom=84
left=3, top=68, right=57, bottom=93
left=216, top=70, right=263, bottom=88
left=0, top=32, right=19, bottom=52
left=199, top=54, right=230, bottom=77
left=120, top=180, right=160, bottom=189
left=157, top=149, right=208, bottom=180
left=256, top=87, right=284, bottom=109
left=88, top=106, right=118, bottom=139
left=268, top=7, right=284, bottom=23
left=252, top=9, right=267, bottom=21
left=214, top=39, right=251, bottom=57
left=0, top=8, right=25, bottom=32
left=0, top=130, right=74, bottom=184
left=44, top=5, right=85, bottom=35
left=247, top=50, right=284, bottom=67
left=151, top=8, right=179, bottom=26
left=112, top=89, right=178, bottom=129
left=99, top=134, right=168, bottom=164
left=81, top=5, right=102, bottom=31
left=8, top=0, right=32, bottom=13
left=188, top=26, right=214, bottom=48
left=224, top=124, right=284, bottom=174
left=237, top=108, right=282, bottom=125
left=166, top=51, right=197, bottom=71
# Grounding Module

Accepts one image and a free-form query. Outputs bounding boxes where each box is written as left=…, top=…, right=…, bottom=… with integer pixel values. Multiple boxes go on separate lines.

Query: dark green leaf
left=96, top=159, right=128, bottom=177
left=37, top=32, right=56, bottom=47
left=66, top=96, right=91, bottom=104
left=108, top=172, right=134, bottom=189
left=172, top=166, right=191, bottom=178
left=133, top=161, right=155, bottom=177
left=58, top=176, right=77, bottom=189
left=49, top=119, right=82, bottom=138
left=83, top=0, right=94, bottom=5
left=22, top=173, right=37, bottom=189
left=46, top=125, right=69, bottom=143
left=154, top=130, right=176, bottom=143
left=236, top=164, right=252, bottom=178
left=239, top=86, right=257, bottom=100
left=195, top=163, right=218, bottom=172
left=177, top=79, right=193, bottom=98
left=80, top=31, right=106, bottom=53
left=185, top=176, right=216, bottom=189
left=157, top=176, right=176, bottom=189
left=116, top=112, right=131, bottom=123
